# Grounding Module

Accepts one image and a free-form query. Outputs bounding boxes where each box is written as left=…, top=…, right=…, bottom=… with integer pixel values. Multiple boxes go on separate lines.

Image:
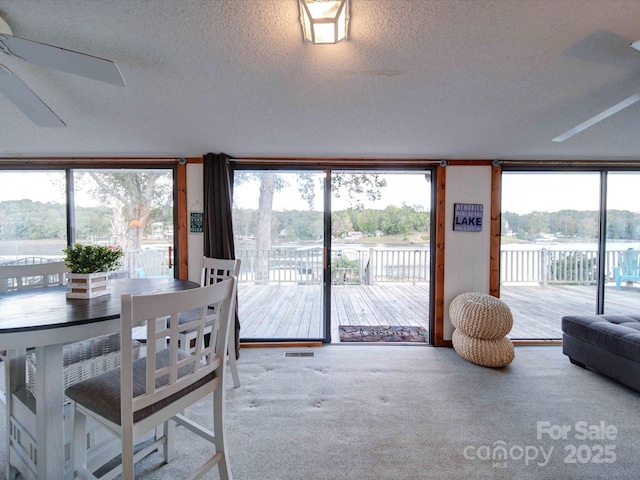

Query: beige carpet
left=2, top=344, right=640, bottom=479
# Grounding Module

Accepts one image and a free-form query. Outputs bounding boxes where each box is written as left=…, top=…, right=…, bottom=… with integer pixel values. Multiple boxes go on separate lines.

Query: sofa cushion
left=562, top=314, right=640, bottom=363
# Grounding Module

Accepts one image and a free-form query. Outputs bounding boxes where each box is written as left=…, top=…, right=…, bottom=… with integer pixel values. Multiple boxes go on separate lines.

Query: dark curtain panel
left=203, top=152, right=240, bottom=358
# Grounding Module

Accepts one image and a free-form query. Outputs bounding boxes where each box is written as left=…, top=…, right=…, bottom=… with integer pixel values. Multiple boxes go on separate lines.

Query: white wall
left=186, top=163, right=204, bottom=283
left=442, top=165, right=492, bottom=340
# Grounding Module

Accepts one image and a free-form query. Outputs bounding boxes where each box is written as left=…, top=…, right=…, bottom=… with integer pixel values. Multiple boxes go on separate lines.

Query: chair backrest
left=620, top=249, right=640, bottom=276
left=200, top=257, right=241, bottom=286
left=120, top=277, right=237, bottom=422
left=0, top=261, right=68, bottom=292
left=134, top=249, right=173, bottom=278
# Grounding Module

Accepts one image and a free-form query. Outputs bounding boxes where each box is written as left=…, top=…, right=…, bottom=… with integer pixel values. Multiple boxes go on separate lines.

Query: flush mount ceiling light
left=299, top=0, right=350, bottom=44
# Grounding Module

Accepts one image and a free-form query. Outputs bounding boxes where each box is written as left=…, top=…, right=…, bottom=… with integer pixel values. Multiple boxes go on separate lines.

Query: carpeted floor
left=2, top=345, right=640, bottom=479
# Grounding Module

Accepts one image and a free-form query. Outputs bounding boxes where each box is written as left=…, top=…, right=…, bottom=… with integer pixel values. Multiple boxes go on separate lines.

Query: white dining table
left=0, top=278, right=198, bottom=480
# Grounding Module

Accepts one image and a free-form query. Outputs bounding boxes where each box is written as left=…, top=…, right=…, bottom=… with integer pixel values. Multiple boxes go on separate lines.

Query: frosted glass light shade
left=299, top=0, right=350, bottom=44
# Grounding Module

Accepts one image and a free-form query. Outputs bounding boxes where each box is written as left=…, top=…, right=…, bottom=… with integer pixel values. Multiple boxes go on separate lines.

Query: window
left=0, top=167, right=175, bottom=279
left=501, top=169, right=640, bottom=340
left=0, top=170, right=67, bottom=264
left=500, top=172, right=599, bottom=339
left=604, top=172, right=640, bottom=314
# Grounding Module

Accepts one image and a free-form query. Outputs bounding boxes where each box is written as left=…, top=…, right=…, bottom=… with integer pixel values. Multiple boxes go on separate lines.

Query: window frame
left=0, top=161, right=182, bottom=277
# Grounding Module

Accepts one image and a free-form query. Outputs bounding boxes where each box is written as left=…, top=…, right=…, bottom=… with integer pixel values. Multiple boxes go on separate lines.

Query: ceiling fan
left=0, top=15, right=125, bottom=127
left=553, top=40, right=640, bottom=142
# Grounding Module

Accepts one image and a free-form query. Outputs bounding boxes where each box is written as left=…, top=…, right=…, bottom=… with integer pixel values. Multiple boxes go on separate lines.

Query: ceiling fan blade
left=0, top=32, right=125, bottom=87
left=553, top=92, right=640, bottom=142
left=0, top=64, right=65, bottom=127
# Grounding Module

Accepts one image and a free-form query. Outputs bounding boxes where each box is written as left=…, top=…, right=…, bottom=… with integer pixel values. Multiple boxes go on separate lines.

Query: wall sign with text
left=453, top=203, right=483, bottom=232
left=190, top=211, right=204, bottom=234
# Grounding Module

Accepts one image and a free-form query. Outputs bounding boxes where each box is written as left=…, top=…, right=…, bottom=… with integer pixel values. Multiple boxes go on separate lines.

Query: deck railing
left=235, top=248, right=321, bottom=284
left=236, top=247, right=431, bottom=285
left=500, top=249, right=628, bottom=285
left=236, top=247, right=635, bottom=286
left=3, top=247, right=633, bottom=286
left=363, top=248, right=431, bottom=284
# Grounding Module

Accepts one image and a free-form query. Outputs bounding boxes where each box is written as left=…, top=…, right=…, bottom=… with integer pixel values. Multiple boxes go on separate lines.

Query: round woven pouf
left=452, top=329, right=515, bottom=367
left=449, top=292, right=513, bottom=340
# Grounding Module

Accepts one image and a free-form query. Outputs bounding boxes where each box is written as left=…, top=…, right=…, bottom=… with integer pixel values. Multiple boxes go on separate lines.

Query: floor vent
left=284, top=352, right=315, bottom=358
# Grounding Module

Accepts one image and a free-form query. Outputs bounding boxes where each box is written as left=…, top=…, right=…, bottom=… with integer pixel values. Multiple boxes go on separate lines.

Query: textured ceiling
left=2, top=0, right=640, bottom=160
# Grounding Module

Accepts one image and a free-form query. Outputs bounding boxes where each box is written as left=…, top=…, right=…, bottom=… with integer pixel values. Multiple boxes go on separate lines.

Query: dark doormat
left=339, top=325, right=429, bottom=343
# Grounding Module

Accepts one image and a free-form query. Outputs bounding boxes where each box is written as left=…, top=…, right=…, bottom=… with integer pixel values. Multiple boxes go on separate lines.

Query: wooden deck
left=501, top=284, right=640, bottom=338
left=237, top=283, right=640, bottom=342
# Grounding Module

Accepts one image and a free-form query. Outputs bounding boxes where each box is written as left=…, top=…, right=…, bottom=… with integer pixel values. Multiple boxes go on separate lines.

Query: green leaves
left=63, top=243, right=124, bottom=274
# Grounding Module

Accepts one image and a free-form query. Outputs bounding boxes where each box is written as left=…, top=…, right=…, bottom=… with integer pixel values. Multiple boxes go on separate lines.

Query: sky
left=501, top=172, right=640, bottom=214
left=233, top=172, right=432, bottom=211
left=0, top=171, right=63, bottom=201
left=0, top=171, right=98, bottom=205
left=0, top=170, right=162, bottom=207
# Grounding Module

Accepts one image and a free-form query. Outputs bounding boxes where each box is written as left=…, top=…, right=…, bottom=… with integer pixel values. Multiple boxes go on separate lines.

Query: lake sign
left=453, top=203, right=483, bottom=232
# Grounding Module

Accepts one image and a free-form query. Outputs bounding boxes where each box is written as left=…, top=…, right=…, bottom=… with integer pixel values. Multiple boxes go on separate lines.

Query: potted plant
left=63, top=243, right=124, bottom=299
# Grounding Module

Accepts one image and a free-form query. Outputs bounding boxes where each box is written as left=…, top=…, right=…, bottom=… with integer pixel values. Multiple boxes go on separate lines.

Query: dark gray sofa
left=562, top=314, right=640, bottom=392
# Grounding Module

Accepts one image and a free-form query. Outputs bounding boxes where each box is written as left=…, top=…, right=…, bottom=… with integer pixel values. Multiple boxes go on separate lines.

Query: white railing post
left=412, top=250, right=417, bottom=286
left=368, top=248, right=375, bottom=285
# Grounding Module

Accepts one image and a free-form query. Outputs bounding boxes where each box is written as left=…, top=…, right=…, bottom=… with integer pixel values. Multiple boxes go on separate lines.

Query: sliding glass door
left=331, top=171, right=432, bottom=343
left=500, top=172, right=600, bottom=339
left=501, top=169, right=640, bottom=340
left=604, top=172, right=640, bottom=314
left=232, top=167, right=434, bottom=344
left=233, top=170, right=325, bottom=341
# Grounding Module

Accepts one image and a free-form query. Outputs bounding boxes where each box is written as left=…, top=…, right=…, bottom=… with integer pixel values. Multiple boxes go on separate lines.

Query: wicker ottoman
left=450, top=292, right=515, bottom=367
left=452, top=330, right=515, bottom=367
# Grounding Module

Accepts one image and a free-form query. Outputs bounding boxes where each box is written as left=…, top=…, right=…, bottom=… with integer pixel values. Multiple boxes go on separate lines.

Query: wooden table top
left=0, top=278, right=198, bottom=334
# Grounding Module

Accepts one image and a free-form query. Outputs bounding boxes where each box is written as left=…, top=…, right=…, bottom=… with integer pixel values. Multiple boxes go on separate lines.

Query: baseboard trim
left=240, top=342, right=324, bottom=349
left=512, top=339, right=562, bottom=346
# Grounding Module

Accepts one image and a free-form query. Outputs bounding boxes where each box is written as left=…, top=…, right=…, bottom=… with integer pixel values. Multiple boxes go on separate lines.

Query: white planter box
left=66, top=272, right=109, bottom=299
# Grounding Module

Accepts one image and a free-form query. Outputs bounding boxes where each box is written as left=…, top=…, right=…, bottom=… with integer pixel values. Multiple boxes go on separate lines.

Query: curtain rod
left=0, top=157, right=183, bottom=166
left=226, top=158, right=481, bottom=167
left=497, top=159, right=640, bottom=167
left=227, top=157, right=445, bottom=163
left=229, top=157, right=640, bottom=167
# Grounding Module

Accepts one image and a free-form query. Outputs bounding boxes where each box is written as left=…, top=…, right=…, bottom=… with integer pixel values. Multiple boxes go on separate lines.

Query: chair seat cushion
left=65, top=349, right=215, bottom=425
